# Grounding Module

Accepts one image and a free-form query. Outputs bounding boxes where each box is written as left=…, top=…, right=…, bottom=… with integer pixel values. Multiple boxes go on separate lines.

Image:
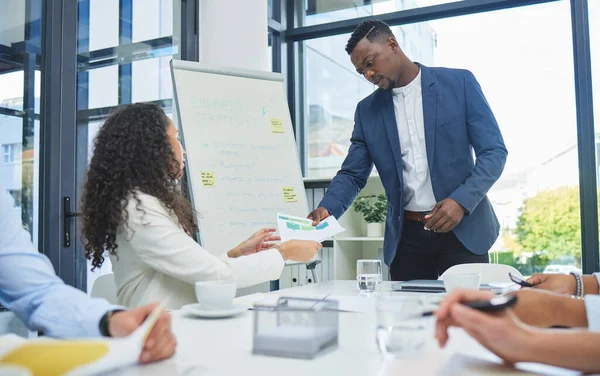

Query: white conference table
left=114, top=281, right=581, bottom=376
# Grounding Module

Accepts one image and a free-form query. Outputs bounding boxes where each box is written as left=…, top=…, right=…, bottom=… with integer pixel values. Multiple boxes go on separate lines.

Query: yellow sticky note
left=282, top=187, right=297, bottom=203
left=270, top=118, right=284, bottom=133
left=201, top=171, right=216, bottom=187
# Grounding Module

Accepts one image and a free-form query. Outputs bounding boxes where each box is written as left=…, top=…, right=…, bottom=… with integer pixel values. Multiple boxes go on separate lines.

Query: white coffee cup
left=194, top=281, right=236, bottom=310
left=442, top=273, right=481, bottom=293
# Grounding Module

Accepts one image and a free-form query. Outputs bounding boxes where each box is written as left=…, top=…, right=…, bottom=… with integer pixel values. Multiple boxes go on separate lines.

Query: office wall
left=199, top=0, right=268, bottom=71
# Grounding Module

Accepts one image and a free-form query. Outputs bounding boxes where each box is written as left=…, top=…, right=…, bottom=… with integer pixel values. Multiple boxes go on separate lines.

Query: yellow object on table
left=0, top=303, right=164, bottom=376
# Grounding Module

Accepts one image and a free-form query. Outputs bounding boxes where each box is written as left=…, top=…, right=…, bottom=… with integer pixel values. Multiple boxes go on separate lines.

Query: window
left=0, top=72, right=25, bottom=111
left=301, top=0, right=459, bottom=27
left=303, top=33, right=375, bottom=178
left=590, top=0, right=600, bottom=160
left=3, top=144, right=15, bottom=163
left=589, top=0, right=600, bottom=266
left=300, top=1, right=580, bottom=275
left=2, top=143, right=22, bottom=164
left=0, top=0, right=42, bottom=241
left=268, top=32, right=273, bottom=72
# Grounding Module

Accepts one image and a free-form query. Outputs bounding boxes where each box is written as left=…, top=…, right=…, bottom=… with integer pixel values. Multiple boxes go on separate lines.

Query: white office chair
left=90, top=273, right=118, bottom=305
left=439, top=263, right=524, bottom=284
left=0, top=312, right=32, bottom=338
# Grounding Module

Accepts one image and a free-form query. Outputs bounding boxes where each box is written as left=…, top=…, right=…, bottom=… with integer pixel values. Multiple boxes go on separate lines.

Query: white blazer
left=110, top=192, right=284, bottom=309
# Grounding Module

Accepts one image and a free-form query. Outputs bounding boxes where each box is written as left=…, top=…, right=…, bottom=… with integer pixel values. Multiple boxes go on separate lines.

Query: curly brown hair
left=81, top=103, right=196, bottom=270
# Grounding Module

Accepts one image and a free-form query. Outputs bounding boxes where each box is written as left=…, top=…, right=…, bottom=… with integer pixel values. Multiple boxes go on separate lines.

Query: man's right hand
left=307, top=207, right=330, bottom=226
left=278, top=240, right=322, bottom=262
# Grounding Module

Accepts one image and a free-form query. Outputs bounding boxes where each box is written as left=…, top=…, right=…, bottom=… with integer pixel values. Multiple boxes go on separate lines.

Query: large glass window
left=591, top=0, right=600, bottom=158
left=2, top=144, right=21, bottom=164
left=302, top=1, right=580, bottom=275
left=301, top=0, right=459, bottom=26
left=303, top=33, right=374, bottom=177
left=589, top=0, right=600, bottom=266
left=0, top=0, right=42, bottom=243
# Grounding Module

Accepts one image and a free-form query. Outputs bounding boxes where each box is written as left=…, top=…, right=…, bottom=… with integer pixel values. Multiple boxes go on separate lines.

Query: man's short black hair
left=345, top=19, right=394, bottom=55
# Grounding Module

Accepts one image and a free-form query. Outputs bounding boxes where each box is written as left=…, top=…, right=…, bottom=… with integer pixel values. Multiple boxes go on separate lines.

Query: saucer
left=180, top=303, right=249, bottom=318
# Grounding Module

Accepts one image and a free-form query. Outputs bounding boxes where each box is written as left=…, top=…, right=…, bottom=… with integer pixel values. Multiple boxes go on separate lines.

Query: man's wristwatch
left=99, top=309, right=125, bottom=337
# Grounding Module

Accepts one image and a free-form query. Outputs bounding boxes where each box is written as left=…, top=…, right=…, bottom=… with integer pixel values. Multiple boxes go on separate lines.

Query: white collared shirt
left=0, top=186, right=119, bottom=338
left=391, top=69, right=437, bottom=212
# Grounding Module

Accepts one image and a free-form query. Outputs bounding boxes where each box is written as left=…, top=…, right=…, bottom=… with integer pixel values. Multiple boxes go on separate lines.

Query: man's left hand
left=424, top=198, right=465, bottom=233
left=108, top=303, right=177, bottom=364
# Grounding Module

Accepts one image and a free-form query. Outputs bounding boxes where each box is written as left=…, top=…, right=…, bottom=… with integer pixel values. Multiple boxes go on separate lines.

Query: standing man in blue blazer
left=308, top=20, right=507, bottom=281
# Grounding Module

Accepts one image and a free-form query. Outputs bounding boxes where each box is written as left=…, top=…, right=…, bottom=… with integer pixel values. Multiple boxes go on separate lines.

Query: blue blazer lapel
left=380, top=90, right=404, bottom=184
left=419, top=64, right=437, bottom=177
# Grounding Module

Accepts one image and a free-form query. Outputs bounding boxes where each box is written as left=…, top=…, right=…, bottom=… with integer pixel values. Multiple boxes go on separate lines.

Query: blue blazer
left=319, top=64, right=507, bottom=266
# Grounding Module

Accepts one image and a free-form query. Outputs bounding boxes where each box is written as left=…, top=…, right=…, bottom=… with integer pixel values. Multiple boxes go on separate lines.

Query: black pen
left=418, top=295, right=518, bottom=318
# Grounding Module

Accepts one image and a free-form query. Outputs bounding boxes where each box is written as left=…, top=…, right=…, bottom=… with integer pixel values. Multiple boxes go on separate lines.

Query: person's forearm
left=527, top=330, right=600, bottom=373
left=0, top=250, right=121, bottom=338
left=554, top=295, right=588, bottom=328
left=583, top=275, right=600, bottom=295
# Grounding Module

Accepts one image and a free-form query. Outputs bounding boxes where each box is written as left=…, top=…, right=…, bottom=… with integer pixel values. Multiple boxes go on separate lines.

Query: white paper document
left=277, top=213, right=345, bottom=242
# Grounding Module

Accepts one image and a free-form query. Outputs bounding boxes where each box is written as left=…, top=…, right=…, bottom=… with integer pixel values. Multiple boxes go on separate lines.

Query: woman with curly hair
left=81, top=103, right=321, bottom=309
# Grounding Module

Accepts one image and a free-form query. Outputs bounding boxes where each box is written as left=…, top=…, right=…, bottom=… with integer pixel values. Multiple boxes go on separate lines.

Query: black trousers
left=389, top=220, right=489, bottom=281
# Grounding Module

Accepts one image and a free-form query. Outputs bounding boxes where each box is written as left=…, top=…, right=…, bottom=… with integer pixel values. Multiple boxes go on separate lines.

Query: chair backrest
left=0, top=312, right=33, bottom=338
left=90, top=273, right=118, bottom=305
left=439, top=263, right=524, bottom=284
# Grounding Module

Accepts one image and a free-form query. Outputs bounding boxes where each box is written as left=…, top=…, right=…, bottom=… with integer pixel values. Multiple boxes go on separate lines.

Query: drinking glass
left=376, top=295, right=428, bottom=359
left=356, top=259, right=382, bottom=293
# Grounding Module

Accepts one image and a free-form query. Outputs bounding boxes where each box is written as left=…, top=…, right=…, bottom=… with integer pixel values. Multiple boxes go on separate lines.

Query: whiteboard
left=170, top=60, right=309, bottom=256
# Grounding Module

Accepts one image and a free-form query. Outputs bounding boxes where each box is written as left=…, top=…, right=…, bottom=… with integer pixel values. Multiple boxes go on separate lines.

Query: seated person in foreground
left=0, top=185, right=174, bottom=363
left=436, top=287, right=600, bottom=373
left=81, top=103, right=321, bottom=310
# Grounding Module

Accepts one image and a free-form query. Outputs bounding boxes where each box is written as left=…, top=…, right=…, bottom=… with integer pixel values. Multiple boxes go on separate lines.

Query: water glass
left=376, top=295, right=428, bottom=359
left=356, top=259, right=382, bottom=293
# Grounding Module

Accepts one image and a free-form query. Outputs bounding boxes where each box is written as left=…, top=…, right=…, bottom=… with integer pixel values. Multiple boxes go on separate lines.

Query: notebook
left=391, top=280, right=446, bottom=293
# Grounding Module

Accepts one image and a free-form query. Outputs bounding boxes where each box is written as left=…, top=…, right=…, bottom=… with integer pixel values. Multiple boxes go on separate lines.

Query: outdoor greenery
left=516, top=186, right=581, bottom=262
left=498, top=186, right=584, bottom=274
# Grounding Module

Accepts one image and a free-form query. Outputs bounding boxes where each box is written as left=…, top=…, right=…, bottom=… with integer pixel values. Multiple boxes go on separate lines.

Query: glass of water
left=356, top=259, right=382, bottom=293
left=376, top=295, right=428, bottom=359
